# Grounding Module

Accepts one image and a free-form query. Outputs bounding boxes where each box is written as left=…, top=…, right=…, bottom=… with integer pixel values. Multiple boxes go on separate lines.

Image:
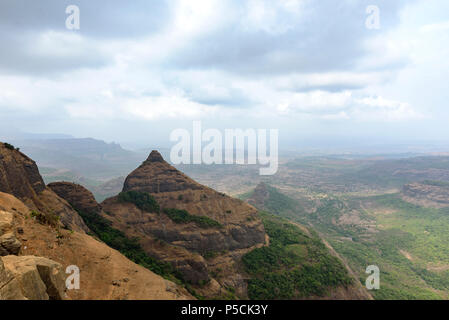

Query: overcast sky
left=0, top=0, right=448, bottom=149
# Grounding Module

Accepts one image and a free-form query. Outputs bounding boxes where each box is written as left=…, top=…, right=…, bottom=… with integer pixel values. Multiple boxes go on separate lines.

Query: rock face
left=402, top=181, right=449, bottom=208
left=0, top=191, right=192, bottom=300
left=1, top=255, right=66, bottom=300
left=0, top=210, right=21, bottom=256
left=0, top=142, right=88, bottom=233
left=101, top=150, right=266, bottom=296
left=48, top=182, right=102, bottom=215
left=0, top=256, right=25, bottom=299
left=0, top=143, right=45, bottom=199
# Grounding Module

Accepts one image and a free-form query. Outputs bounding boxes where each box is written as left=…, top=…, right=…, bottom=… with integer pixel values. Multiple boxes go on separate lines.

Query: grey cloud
left=0, top=30, right=109, bottom=76
left=169, top=0, right=412, bottom=75
left=0, top=0, right=169, bottom=39
left=0, top=0, right=170, bottom=75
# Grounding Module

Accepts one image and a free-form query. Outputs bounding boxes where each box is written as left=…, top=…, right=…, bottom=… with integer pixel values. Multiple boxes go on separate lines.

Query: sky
left=0, top=0, right=448, bottom=150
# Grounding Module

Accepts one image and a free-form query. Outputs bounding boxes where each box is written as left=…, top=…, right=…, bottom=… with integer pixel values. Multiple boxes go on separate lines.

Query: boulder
left=1, top=255, right=66, bottom=300
left=0, top=232, right=21, bottom=256
left=0, top=257, right=26, bottom=300
left=0, top=210, right=21, bottom=256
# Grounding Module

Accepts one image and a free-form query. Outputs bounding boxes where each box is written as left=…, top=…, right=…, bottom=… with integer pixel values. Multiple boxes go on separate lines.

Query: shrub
left=242, top=213, right=352, bottom=299
left=4, top=142, right=15, bottom=150
left=203, top=251, right=219, bottom=259
left=30, top=210, right=60, bottom=227
left=75, top=208, right=181, bottom=281
left=162, top=208, right=222, bottom=229
left=118, top=191, right=160, bottom=213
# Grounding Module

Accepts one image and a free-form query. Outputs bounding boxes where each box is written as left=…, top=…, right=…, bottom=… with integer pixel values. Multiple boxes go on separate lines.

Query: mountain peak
left=145, top=150, right=164, bottom=163
left=123, top=150, right=201, bottom=193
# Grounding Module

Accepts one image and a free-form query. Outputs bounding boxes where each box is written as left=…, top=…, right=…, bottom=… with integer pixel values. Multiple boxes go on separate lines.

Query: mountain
left=244, top=182, right=372, bottom=300
left=0, top=142, right=192, bottom=300
left=97, top=151, right=266, bottom=298
left=47, top=151, right=373, bottom=299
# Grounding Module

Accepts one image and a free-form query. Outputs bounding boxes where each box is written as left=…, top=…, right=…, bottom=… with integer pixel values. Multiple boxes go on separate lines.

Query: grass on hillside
left=75, top=208, right=183, bottom=283
left=329, top=194, right=449, bottom=299
left=245, top=182, right=449, bottom=299
left=162, top=208, right=222, bottom=229
left=242, top=212, right=352, bottom=299
left=118, top=190, right=160, bottom=212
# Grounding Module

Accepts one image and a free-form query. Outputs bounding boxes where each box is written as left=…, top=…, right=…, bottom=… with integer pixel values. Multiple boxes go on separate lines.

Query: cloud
left=0, top=0, right=446, bottom=145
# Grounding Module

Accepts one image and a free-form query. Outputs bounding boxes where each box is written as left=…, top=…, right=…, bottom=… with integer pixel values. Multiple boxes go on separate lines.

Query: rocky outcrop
left=0, top=142, right=88, bottom=233
left=1, top=255, right=66, bottom=300
left=402, top=181, right=449, bottom=208
left=0, top=143, right=45, bottom=199
left=102, top=150, right=266, bottom=296
left=48, top=182, right=102, bottom=215
left=0, top=210, right=21, bottom=256
left=0, top=256, right=25, bottom=299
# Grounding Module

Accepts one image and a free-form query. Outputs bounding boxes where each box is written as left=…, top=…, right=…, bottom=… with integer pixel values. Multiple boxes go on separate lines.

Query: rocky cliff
left=0, top=142, right=88, bottom=233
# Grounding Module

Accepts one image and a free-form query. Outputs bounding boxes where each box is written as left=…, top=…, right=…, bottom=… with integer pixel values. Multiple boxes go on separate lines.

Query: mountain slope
left=244, top=183, right=372, bottom=299
left=0, top=192, right=192, bottom=300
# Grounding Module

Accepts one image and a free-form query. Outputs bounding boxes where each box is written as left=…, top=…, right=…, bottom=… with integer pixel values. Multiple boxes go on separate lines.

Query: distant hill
left=401, top=180, right=449, bottom=208
left=243, top=182, right=308, bottom=222
left=8, top=138, right=143, bottom=180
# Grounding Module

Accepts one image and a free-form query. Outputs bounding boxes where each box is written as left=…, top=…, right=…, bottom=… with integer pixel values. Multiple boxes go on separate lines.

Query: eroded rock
left=1, top=255, right=66, bottom=300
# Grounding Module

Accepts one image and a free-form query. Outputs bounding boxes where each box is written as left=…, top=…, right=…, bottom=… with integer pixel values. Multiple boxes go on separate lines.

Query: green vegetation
left=245, top=182, right=449, bottom=299
left=241, top=184, right=309, bottom=224
left=30, top=210, right=60, bottom=228
left=118, top=190, right=160, bottom=213
left=319, top=194, right=449, bottom=299
left=242, top=213, right=352, bottom=299
left=263, top=185, right=305, bottom=217
left=162, top=208, right=222, bottom=229
left=4, top=142, right=15, bottom=150
left=75, top=208, right=182, bottom=282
